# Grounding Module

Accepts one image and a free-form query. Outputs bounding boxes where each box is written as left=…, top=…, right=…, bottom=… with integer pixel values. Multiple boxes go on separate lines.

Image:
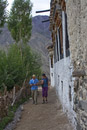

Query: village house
left=47, top=0, right=87, bottom=130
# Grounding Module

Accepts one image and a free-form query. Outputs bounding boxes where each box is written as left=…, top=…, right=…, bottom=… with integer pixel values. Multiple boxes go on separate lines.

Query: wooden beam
left=42, top=19, right=49, bottom=23
left=36, top=9, right=50, bottom=13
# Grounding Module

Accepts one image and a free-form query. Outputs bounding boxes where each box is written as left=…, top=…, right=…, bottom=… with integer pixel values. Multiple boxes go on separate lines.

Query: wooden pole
left=42, top=19, right=49, bottom=23
left=36, top=9, right=50, bottom=13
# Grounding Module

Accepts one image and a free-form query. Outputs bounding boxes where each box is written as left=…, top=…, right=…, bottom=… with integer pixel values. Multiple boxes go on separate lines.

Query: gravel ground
left=14, top=88, right=73, bottom=130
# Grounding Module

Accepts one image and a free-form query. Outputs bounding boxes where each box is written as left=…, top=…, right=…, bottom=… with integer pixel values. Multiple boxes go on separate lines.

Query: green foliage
left=0, top=50, right=8, bottom=91
left=0, top=96, right=30, bottom=130
left=0, top=111, right=14, bottom=130
left=6, top=44, right=25, bottom=90
left=0, top=44, right=42, bottom=91
left=0, top=0, right=7, bottom=28
left=22, top=44, right=42, bottom=78
left=8, top=0, right=32, bottom=43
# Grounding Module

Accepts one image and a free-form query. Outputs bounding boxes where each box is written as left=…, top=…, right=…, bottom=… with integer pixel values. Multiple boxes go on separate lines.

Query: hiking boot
left=33, top=100, right=35, bottom=104
left=46, top=100, right=48, bottom=104
left=42, top=100, right=45, bottom=104
left=35, top=102, right=38, bottom=105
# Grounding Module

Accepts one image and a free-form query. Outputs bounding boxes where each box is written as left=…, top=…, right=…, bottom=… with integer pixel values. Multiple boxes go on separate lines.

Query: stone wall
left=66, top=0, right=87, bottom=129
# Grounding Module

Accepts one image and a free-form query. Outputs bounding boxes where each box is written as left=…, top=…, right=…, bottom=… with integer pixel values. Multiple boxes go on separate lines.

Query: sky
left=7, top=0, right=50, bottom=16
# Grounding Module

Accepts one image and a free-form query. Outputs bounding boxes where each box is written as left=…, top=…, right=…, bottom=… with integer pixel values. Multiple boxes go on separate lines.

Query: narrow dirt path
left=15, top=88, right=73, bottom=130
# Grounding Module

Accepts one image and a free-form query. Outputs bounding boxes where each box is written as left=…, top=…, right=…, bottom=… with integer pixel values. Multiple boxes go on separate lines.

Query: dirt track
left=15, top=88, right=73, bottom=130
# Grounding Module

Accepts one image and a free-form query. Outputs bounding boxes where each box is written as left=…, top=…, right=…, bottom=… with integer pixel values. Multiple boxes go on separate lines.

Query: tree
left=0, top=50, right=7, bottom=90
left=22, top=44, right=42, bottom=78
left=8, top=0, right=32, bottom=44
left=0, top=44, right=25, bottom=90
left=6, top=44, right=25, bottom=90
left=0, top=0, right=7, bottom=31
left=0, top=44, right=42, bottom=91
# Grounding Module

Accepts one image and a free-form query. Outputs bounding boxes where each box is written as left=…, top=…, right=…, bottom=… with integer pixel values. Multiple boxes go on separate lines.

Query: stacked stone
left=66, top=0, right=87, bottom=129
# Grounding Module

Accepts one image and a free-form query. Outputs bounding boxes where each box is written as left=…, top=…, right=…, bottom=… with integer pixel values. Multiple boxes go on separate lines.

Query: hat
left=32, top=74, right=36, bottom=77
left=42, top=73, right=46, bottom=77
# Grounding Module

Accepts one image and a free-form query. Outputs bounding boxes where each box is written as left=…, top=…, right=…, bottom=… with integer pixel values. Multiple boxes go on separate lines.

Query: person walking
left=41, top=74, right=48, bottom=104
left=29, top=75, right=39, bottom=105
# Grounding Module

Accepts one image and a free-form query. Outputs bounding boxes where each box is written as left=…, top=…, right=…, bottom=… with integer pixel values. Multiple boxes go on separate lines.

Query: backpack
left=42, top=78, right=48, bottom=88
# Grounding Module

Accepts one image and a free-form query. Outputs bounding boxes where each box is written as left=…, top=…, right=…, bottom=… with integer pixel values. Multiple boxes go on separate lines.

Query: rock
left=83, top=89, right=87, bottom=100
left=20, top=105, right=24, bottom=111
left=73, top=70, right=86, bottom=77
left=74, top=79, right=79, bottom=92
left=17, top=118, right=20, bottom=122
left=79, top=90, right=83, bottom=99
left=77, top=122, right=82, bottom=130
left=79, top=101, right=87, bottom=112
left=4, top=106, right=22, bottom=130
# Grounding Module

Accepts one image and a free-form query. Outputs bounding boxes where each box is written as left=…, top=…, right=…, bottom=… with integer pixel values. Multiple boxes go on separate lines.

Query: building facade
left=48, top=0, right=87, bottom=130
left=47, top=44, right=55, bottom=87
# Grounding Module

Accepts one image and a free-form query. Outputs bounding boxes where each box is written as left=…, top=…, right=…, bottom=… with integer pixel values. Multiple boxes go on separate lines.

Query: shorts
left=42, top=87, right=48, bottom=97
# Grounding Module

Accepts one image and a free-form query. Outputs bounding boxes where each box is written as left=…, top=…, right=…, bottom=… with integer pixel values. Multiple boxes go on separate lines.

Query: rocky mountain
left=0, top=15, right=51, bottom=77
left=29, top=15, right=51, bottom=77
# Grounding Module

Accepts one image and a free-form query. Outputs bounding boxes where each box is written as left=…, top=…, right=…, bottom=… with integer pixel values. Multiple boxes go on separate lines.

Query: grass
left=0, top=111, right=14, bottom=130
left=0, top=96, right=30, bottom=130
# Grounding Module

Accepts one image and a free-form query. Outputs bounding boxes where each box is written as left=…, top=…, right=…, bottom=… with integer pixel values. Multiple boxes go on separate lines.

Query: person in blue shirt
left=41, top=74, right=48, bottom=104
left=29, top=75, right=39, bottom=105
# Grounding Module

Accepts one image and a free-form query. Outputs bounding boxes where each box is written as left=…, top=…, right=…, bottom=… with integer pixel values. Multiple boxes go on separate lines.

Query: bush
left=0, top=44, right=42, bottom=91
left=6, top=44, right=25, bottom=90
left=0, top=50, right=7, bottom=91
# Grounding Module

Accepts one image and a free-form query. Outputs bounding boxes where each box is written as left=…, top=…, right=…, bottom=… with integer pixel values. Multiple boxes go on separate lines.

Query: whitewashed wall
left=54, top=57, right=76, bottom=128
left=50, top=68, right=55, bottom=87
left=49, top=56, right=55, bottom=87
left=49, top=5, right=77, bottom=129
